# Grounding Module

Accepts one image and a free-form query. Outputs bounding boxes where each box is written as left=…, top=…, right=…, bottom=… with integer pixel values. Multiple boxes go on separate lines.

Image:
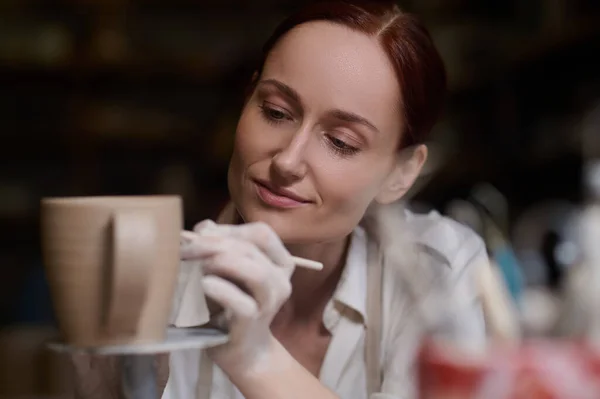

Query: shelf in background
left=0, top=0, right=303, bottom=11
left=0, top=61, right=234, bottom=85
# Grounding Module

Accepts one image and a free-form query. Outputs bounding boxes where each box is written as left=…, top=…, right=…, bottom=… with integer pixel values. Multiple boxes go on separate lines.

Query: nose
left=270, top=131, right=308, bottom=185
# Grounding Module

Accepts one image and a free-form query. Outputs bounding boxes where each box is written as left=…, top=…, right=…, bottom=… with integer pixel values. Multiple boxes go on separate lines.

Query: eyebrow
left=329, top=109, right=379, bottom=134
left=258, top=78, right=380, bottom=134
left=259, top=79, right=303, bottom=107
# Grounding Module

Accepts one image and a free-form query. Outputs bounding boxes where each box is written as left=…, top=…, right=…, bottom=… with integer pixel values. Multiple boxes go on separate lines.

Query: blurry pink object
left=419, top=339, right=600, bottom=399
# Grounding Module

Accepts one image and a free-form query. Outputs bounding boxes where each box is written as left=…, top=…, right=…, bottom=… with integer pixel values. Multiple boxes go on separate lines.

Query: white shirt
left=162, top=208, right=488, bottom=399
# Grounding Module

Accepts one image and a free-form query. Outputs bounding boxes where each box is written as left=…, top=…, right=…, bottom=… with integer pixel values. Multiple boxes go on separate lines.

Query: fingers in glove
left=181, top=235, right=264, bottom=262
left=197, top=222, right=294, bottom=273
left=193, top=219, right=218, bottom=234
left=201, top=275, right=258, bottom=323
left=202, top=252, right=291, bottom=311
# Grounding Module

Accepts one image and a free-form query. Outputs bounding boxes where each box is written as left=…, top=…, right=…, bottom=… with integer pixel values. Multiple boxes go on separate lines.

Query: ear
left=375, top=144, right=428, bottom=204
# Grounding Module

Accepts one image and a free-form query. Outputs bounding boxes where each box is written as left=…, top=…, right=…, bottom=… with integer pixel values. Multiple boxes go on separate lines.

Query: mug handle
left=105, top=210, right=156, bottom=337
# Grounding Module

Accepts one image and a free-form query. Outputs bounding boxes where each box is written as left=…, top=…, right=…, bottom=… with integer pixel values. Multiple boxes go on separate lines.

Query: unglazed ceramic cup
left=41, top=196, right=182, bottom=347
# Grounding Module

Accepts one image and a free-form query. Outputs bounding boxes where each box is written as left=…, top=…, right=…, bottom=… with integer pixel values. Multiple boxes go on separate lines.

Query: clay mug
left=41, top=196, right=182, bottom=347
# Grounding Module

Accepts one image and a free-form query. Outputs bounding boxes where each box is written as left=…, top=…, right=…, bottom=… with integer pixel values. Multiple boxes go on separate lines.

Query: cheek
left=231, top=106, right=279, bottom=167
left=229, top=105, right=279, bottom=202
left=232, top=110, right=259, bottom=163
left=229, top=109, right=256, bottom=194
left=313, top=158, right=386, bottom=210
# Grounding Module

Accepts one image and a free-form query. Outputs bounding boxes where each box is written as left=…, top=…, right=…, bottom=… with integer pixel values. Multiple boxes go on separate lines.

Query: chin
left=240, top=204, right=314, bottom=244
left=239, top=202, right=359, bottom=246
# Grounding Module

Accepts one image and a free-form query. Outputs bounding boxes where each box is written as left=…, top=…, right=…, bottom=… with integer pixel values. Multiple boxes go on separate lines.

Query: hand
left=180, top=220, right=295, bottom=377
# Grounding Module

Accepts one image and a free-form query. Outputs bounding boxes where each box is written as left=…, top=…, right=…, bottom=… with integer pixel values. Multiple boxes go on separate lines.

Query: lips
left=253, top=179, right=311, bottom=208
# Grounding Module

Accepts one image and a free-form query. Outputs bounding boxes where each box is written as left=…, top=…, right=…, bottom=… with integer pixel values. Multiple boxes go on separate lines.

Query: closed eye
left=326, top=135, right=359, bottom=157
left=259, top=103, right=293, bottom=124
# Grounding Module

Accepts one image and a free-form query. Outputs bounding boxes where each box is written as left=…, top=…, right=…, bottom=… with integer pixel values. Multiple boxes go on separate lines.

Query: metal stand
left=48, top=327, right=228, bottom=399
left=120, top=355, right=159, bottom=399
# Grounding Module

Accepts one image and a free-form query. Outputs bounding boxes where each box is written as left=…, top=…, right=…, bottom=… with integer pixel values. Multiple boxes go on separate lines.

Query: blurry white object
left=520, top=287, right=560, bottom=337
left=556, top=160, right=600, bottom=339
left=583, top=160, right=600, bottom=343
left=555, top=262, right=595, bottom=337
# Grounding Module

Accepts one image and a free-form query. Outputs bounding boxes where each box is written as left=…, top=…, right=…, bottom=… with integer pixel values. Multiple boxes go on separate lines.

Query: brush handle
left=182, top=230, right=322, bottom=270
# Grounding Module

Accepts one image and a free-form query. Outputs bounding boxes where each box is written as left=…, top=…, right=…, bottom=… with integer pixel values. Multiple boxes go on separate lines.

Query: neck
left=272, top=234, right=351, bottom=329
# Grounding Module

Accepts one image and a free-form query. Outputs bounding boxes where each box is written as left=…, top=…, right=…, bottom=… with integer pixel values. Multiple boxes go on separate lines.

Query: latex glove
left=180, top=220, right=295, bottom=376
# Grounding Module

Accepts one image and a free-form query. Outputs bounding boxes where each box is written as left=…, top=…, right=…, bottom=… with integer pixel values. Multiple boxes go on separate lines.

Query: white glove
left=180, top=220, right=295, bottom=376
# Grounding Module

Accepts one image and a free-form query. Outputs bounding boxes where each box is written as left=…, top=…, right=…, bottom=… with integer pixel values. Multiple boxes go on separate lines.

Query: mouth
left=253, top=179, right=311, bottom=208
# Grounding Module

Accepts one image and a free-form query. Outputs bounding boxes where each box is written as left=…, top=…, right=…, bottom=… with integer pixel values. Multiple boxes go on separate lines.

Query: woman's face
left=228, top=21, right=420, bottom=244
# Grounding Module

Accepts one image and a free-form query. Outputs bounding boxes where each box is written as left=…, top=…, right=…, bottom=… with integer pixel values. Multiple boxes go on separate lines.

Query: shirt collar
left=329, top=226, right=368, bottom=324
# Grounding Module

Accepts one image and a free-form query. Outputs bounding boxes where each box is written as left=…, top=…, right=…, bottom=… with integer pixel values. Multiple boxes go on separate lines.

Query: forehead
left=262, top=21, right=401, bottom=129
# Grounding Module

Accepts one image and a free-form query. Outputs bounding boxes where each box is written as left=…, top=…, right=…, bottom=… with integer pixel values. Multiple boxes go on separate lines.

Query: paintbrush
left=180, top=230, right=323, bottom=271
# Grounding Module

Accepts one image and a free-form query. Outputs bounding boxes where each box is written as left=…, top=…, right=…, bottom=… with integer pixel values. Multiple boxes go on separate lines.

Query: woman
left=75, top=1, right=488, bottom=398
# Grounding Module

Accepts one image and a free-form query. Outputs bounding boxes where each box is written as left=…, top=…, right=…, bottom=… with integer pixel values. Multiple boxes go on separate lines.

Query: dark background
left=0, top=0, right=599, bottom=395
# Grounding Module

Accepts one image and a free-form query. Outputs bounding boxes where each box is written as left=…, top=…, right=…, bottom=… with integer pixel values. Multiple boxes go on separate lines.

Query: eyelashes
left=327, top=136, right=360, bottom=157
left=259, top=102, right=360, bottom=158
left=259, top=104, right=290, bottom=124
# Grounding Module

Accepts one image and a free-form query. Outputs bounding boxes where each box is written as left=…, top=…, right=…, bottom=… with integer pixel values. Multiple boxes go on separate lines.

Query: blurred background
left=0, top=0, right=599, bottom=396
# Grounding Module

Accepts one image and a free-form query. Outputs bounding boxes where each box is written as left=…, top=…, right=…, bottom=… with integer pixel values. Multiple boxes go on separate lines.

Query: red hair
left=253, top=0, right=447, bottom=147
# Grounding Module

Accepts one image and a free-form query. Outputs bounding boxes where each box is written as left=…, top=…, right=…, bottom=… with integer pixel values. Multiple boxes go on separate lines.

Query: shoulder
left=375, top=205, right=487, bottom=338
left=363, top=204, right=486, bottom=276
left=404, top=209, right=488, bottom=344
left=404, top=208, right=486, bottom=272
left=369, top=204, right=487, bottom=304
